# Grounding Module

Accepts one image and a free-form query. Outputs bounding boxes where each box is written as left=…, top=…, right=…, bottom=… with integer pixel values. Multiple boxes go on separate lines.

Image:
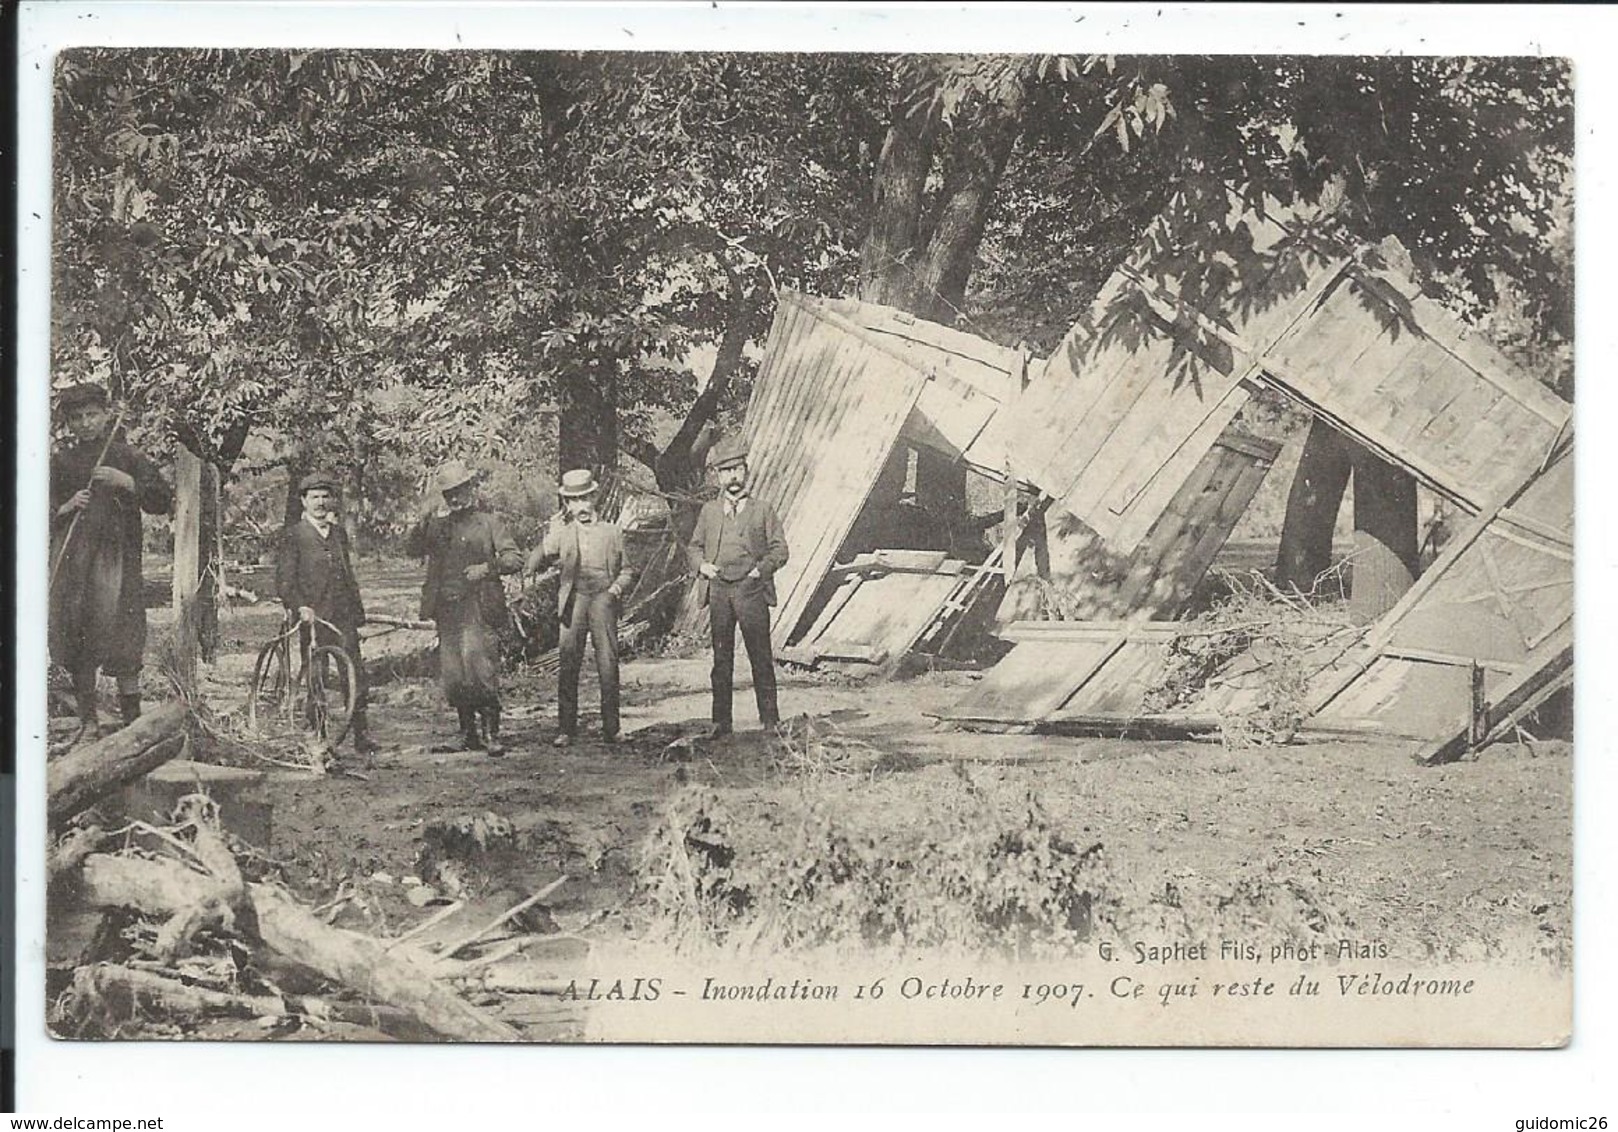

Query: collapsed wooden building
left=713, top=191, right=1572, bottom=759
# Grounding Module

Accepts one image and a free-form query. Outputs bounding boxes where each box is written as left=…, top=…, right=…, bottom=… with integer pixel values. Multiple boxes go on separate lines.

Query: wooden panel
left=1303, top=439, right=1572, bottom=744
left=735, top=292, right=930, bottom=642
left=801, top=571, right=961, bottom=668
left=1313, top=657, right=1475, bottom=739
left=1050, top=639, right=1172, bottom=719
left=940, top=636, right=1127, bottom=723
left=997, top=430, right=1278, bottom=623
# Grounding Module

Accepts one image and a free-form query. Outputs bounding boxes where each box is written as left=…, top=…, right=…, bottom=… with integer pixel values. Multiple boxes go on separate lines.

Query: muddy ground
left=63, top=559, right=1572, bottom=1038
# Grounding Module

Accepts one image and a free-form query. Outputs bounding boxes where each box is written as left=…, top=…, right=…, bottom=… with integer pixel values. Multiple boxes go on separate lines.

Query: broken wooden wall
left=692, top=291, right=1022, bottom=646
left=997, top=428, right=1280, bottom=623
left=1306, top=434, right=1572, bottom=760
left=1002, top=190, right=1571, bottom=560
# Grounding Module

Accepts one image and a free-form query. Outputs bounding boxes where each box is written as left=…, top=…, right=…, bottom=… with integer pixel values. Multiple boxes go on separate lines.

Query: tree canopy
left=52, top=49, right=1574, bottom=529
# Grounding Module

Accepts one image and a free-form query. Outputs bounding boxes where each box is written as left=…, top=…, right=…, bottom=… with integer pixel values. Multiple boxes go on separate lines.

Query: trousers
left=708, top=577, right=778, bottom=728
left=558, top=589, right=620, bottom=737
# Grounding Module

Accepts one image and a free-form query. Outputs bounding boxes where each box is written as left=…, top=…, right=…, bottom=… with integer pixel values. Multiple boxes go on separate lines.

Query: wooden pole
left=1001, top=346, right=1029, bottom=582
left=48, top=407, right=128, bottom=597
left=171, top=447, right=204, bottom=689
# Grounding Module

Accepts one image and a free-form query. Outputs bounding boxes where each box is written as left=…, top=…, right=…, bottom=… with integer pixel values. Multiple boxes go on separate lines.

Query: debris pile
left=46, top=717, right=588, bottom=1041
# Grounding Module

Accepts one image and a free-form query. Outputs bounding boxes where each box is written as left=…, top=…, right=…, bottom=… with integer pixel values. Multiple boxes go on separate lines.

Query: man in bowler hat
left=687, top=437, right=789, bottom=735
left=276, top=469, right=379, bottom=754
left=407, top=460, right=522, bottom=755
left=527, top=469, right=635, bottom=746
left=50, top=382, right=174, bottom=738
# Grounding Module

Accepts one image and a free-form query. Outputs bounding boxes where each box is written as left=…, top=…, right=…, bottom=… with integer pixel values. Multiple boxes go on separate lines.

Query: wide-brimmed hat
left=436, top=459, right=478, bottom=494
left=558, top=468, right=600, bottom=498
left=299, top=470, right=340, bottom=494
left=57, top=383, right=110, bottom=413
left=708, top=436, right=748, bottom=471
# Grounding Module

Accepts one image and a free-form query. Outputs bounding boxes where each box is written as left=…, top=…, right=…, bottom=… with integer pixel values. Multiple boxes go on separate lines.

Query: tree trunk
left=172, top=448, right=204, bottom=690
left=557, top=362, right=617, bottom=482
left=909, top=85, right=1026, bottom=325
left=1273, top=418, right=1355, bottom=596
left=1349, top=448, right=1419, bottom=623
left=197, top=459, right=220, bottom=662
left=858, top=82, right=939, bottom=308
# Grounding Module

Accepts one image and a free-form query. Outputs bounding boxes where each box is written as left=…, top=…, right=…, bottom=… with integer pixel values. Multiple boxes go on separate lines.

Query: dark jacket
left=49, top=437, right=173, bottom=673
left=686, top=494, right=790, bottom=607
left=276, top=518, right=366, bottom=627
left=406, top=508, right=521, bottom=625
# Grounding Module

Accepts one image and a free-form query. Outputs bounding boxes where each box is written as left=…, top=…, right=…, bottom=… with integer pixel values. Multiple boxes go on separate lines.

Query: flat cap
left=708, top=435, right=748, bottom=470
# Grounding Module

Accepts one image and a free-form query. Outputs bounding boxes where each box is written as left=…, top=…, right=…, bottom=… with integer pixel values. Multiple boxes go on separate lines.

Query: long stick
left=436, top=876, right=567, bottom=959
left=48, top=406, right=129, bottom=597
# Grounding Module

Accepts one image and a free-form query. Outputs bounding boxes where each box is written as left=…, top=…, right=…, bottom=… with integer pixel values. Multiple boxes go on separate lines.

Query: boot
left=119, top=692, right=142, bottom=727
left=431, top=707, right=484, bottom=753
left=351, top=713, right=381, bottom=755
left=73, top=673, right=100, bottom=740
left=483, top=706, right=505, bottom=758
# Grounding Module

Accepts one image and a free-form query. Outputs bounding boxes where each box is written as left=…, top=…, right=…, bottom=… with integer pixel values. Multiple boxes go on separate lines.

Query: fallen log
left=47, top=825, right=106, bottom=884
left=73, top=963, right=287, bottom=1020
left=48, top=703, right=189, bottom=824
left=454, top=961, right=574, bottom=996
left=250, top=884, right=520, bottom=1042
left=76, top=853, right=520, bottom=1042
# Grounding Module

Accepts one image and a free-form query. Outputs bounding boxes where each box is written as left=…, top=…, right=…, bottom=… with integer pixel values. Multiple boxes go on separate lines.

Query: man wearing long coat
left=50, top=383, right=173, bottom=736
left=407, top=460, right=522, bottom=755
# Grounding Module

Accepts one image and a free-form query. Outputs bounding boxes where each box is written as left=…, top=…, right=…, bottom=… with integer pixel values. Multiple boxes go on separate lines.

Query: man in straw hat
left=276, top=469, right=379, bottom=755
left=50, top=382, right=174, bottom=738
left=687, top=436, right=788, bottom=735
left=408, top=460, right=522, bottom=755
left=526, top=468, right=635, bottom=747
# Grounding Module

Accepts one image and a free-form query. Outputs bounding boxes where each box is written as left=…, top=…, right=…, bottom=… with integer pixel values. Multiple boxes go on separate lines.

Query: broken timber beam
left=48, top=702, right=190, bottom=825
left=75, top=853, right=521, bottom=1042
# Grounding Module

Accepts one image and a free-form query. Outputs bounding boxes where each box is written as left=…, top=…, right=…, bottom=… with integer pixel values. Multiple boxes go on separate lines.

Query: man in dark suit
left=526, top=469, right=635, bottom=747
left=687, top=437, right=789, bottom=735
left=276, top=470, right=377, bottom=754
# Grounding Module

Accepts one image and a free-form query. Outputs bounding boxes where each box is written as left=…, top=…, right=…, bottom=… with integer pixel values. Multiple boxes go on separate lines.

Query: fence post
left=171, top=447, right=203, bottom=691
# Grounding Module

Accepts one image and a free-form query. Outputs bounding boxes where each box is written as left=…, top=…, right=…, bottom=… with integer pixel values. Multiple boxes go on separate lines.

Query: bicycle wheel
left=298, top=644, right=357, bottom=745
left=248, top=637, right=293, bottom=733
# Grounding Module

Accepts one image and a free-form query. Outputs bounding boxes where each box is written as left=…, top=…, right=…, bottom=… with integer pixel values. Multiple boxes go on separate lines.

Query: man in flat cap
left=276, top=469, right=378, bottom=755
left=526, top=469, right=635, bottom=747
left=408, top=460, right=522, bottom=755
left=687, top=437, right=789, bottom=735
left=49, top=383, right=174, bottom=738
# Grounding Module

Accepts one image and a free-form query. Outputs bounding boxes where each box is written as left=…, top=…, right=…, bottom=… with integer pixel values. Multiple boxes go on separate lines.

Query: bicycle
left=247, top=613, right=359, bottom=744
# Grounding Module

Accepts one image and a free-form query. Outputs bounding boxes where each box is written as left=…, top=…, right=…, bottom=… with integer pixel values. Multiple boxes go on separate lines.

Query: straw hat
left=558, top=468, right=601, bottom=498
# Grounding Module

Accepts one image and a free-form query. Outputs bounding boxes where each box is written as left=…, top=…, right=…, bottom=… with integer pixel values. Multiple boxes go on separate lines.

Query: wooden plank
left=1053, top=638, right=1171, bottom=718
left=797, top=574, right=863, bottom=646
left=1079, top=379, right=1250, bottom=551
left=810, top=640, right=888, bottom=664
left=939, top=637, right=1127, bottom=723
left=999, top=620, right=1181, bottom=643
